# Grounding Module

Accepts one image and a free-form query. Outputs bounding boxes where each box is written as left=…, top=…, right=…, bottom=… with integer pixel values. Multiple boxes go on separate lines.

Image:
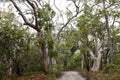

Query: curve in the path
left=56, top=71, right=86, bottom=80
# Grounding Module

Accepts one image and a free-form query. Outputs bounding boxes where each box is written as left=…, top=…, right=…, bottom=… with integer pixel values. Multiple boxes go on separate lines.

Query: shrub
left=0, top=61, right=5, bottom=78
left=102, top=64, right=120, bottom=73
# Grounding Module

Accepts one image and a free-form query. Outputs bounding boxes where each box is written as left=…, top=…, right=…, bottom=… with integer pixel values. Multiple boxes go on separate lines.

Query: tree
left=10, top=0, right=56, bottom=74
left=76, top=0, right=120, bottom=71
left=8, top=0, right=120, bottom=73
left=0, top=11, right=29, bottom=75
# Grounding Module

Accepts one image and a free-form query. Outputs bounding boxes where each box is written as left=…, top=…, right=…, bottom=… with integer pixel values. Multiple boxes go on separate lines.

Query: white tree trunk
left=91, top=54, right=101, bottom=71
left=4, top=55, right=13, bottom=75
left=6, top=58, right=13, bottom=75
left=81, top=54, right=84, bottom=69
left=90, top=33, right=102, bottom=71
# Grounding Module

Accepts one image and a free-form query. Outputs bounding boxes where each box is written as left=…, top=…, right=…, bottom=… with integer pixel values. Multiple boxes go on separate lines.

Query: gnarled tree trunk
left=91, top=53, right=102, bottom=71
left=90, top=33, right=102, bottom=71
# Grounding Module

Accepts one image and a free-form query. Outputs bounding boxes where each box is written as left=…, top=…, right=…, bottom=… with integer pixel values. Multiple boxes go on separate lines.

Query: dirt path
left=56, top=71, right=86, bottom=80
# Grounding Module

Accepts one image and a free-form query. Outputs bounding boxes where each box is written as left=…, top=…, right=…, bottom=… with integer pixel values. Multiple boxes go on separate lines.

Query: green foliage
left=50, top=64, right=62, bottom=78
left=49, top=50, right=58, bottom=58
left=67, top=58, right=77, bottom=70
left=102, top=64, right=120, bottom=73
left=84, top=4, right=92, bottom=14
left=1, top=0, right=120, bottom=79
left=0, top=61, right=5, bottom=77
left=109, top=0, right=117, bottom=3
left=19, top=53, right=44, bottom=73
left=0, top=11, right=45, bottom=75
left=37, top=3, right=55, bottom=31
left=47, top=36, right=54, bottom=49
left=67, top=53, right=82, bottom=70
left=114, top=56, right=120, bottom=65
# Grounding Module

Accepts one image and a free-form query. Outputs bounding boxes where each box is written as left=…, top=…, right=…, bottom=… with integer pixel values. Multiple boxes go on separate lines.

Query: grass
left=0, top=72, right=54, bottom=80
left=80, top=66, right=120, bottom=80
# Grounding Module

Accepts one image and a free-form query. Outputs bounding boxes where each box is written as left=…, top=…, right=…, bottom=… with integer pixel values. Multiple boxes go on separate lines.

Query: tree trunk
left=84, top=53, right=90, bottom=71
left=6, top=58, right=13, bottom=75
left=83, top=35, right=90, bottom=71
left=81, top=54, right=84, bottom=69
left=90, top=32, right=102, bottom=71
left=102, top=0, right=113, bottom=64
left=10, top=0, right=50, bottom=74
left=38, top=31, right=49, bottom=74
left=91, top=54, right=101, bottom=71
left=41, top=39, right=49, bottom=74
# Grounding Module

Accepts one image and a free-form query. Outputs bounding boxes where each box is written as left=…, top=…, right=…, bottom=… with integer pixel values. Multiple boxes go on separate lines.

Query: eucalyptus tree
left=76, top=0, right=120, bottom=71
left=101, top=0, right=120, bottom=64
left=55, top=0, right=120, bottom=72
left=9, top=0, right=56, bottom=74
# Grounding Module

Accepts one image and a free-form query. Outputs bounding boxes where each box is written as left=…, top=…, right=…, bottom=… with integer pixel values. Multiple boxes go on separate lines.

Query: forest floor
left=2, top=71, right=86, bottom=80
left=2, top=72, right=48, bottom=80
left=1, top=66, right=120, bottom=80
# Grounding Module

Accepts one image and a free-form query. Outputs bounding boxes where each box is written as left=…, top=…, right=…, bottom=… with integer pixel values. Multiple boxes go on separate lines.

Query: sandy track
left=56, top=71, right=86, bottom=80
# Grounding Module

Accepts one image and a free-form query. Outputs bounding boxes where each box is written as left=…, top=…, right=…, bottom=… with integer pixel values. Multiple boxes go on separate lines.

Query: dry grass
left=1, top=72, right=48, bottom=80
left=80, top=68, right=120, bottom=80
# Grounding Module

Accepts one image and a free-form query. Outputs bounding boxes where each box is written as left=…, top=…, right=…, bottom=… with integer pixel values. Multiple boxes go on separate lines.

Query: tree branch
left=112, top=16, right=116, bottom=27
left=26, top=0, right=38, bottom=28
left=57, top=1, right=82, bottom=40
left=10, top=0, right=40, bottom=32
left=54, top=0, right=65, bottom=24
left=89, top=50, right=96, bottom=60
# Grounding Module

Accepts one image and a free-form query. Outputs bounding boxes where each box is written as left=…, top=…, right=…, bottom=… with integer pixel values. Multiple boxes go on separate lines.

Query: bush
left=67, top=59, right=77, bottom=70
left=66, top=53, right=82, bottom=70
left=12, top=53, right=44, bottom=75
left=0, top=61, right=5, bottom=78
left=100, top=64, right=120, bottom=80
left=50, top=64, right=62, bottom=78
left=102, top=64, right=120, bottom=73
